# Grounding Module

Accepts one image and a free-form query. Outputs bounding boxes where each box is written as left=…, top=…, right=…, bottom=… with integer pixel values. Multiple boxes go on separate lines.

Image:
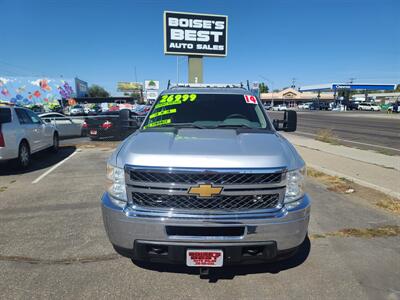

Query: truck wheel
left=51, top=133, right=59, bottom=153
left=17, top=141, right=31, bottom=169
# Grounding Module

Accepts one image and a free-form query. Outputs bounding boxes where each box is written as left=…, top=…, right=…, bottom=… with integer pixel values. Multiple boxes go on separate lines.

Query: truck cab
left=102, top=84, right=311, bottom=269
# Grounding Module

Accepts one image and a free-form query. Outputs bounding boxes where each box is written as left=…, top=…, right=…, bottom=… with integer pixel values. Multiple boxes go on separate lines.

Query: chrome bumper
left=101, top=192, right=311, bottom=251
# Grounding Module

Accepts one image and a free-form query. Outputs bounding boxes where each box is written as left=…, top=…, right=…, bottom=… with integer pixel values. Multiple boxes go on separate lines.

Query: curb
left=307, top=163, right=400, bottom=200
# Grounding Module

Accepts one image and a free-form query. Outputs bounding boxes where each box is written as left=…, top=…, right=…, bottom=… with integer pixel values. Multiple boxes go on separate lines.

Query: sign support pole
left=188, top=56, right=203, bottom=83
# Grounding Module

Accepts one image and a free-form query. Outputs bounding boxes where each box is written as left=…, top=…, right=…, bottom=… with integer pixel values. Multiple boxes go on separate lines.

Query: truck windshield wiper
left=212, top=124, right=254, bottom=129
left=163, top=123, right=207, bottom=129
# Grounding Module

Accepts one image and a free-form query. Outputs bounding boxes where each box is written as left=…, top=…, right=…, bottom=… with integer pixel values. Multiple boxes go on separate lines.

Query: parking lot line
left=32, top=150, right=78, bottom=184
left=296, top=131, right=400, bottom=152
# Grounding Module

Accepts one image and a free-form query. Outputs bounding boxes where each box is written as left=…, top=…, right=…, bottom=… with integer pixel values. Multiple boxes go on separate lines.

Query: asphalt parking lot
left=0, top=143, right=399, bottom=299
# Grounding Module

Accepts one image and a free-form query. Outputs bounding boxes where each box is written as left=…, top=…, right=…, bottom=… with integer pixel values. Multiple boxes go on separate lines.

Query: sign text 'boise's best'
left=164, top=11, right=228, bottom=57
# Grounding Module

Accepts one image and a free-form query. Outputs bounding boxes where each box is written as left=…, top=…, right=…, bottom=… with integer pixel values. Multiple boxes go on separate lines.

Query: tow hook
left=199, top=267, right=210, bottom=278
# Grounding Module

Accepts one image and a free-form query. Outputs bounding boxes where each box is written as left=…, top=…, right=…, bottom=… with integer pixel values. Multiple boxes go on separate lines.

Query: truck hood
left=112, top=129, right=304, bottom=170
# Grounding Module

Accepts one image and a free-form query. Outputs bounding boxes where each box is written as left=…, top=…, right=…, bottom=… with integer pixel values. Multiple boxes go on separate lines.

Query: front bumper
left=101, top=193, right=311, bottom=262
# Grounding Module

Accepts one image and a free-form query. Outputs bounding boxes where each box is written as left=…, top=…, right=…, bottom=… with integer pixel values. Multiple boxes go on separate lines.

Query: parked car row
left=68, top=104, right=103, bottom=116
left=265, top=101, right=383, bottom=112
left=0, top=105, right=149, bottom=169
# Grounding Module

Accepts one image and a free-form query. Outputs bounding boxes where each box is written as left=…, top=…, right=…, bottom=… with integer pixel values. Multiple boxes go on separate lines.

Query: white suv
left=0, top=106, right=59, bottom=168
left=358, top=103, right=381, bottom=111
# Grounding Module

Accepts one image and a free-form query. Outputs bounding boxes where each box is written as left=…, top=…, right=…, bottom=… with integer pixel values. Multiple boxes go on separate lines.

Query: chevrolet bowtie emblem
left=188, top=184, right=223, bottom=198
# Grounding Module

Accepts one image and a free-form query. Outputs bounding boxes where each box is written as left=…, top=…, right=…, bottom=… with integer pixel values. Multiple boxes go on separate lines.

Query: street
left=267, top=111, right=400, bottom=155
left=0, top=144, right=399, bottom=299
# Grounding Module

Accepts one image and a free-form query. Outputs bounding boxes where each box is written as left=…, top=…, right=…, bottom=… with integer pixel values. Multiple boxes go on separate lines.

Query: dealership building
left=260, top=88, right=334, bottom=106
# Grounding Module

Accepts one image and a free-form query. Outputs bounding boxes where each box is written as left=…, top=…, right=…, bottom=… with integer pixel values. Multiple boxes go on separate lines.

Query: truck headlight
left=284, top=167, right=306, bottom=204
left=106, top=163, right=127, bottom=207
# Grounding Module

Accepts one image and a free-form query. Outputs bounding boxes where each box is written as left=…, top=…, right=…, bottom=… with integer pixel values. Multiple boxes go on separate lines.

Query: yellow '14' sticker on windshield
left=149, top=108, right=177, bottom=119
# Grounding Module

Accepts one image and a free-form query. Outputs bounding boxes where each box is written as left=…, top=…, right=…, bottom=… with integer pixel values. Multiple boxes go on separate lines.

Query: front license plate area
left=186, top=249, right=223, bottom=267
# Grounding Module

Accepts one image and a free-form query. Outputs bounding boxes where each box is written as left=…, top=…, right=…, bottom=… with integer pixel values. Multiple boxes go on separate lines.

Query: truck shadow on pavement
left=132, top=237, right=310, bottom=282
left=0, top=146, right=76, bottom=176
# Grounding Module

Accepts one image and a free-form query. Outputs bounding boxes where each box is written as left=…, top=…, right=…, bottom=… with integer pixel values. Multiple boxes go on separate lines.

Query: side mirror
left=43, top=119, right=51, bottom=123
left=283, top=110, right=297, bottom=132
left=273, top=110, right=297, bottom=132
left=119, top=109, right=139, bottom=129
left=119, top=109, right=130, bottom=121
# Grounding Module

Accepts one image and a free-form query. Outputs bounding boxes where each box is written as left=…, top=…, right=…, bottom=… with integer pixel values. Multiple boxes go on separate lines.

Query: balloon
left=1, top=88, right=10, bottom=97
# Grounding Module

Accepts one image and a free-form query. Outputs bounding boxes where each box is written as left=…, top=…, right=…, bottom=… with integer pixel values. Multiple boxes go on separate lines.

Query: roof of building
left=260, top=88, right=334, bottom=100
left=300, top=83, right=396, bottom=91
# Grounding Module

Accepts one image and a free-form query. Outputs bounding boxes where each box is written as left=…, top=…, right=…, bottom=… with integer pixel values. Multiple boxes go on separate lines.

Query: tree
left=395, top=84, right=400, bottom=92
left=259, top=82, right=269, bottom=93
left=88, top=84, right=110, bottom=97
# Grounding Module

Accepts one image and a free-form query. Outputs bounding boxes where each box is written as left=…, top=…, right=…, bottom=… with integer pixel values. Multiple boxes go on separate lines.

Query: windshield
left=142, top=93, right=270, bottom=129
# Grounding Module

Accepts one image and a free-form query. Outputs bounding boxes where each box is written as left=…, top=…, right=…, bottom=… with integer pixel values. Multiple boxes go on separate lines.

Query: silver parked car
left=0, top=106, right=59, bottom=168
left=69, top=105, right=85, bottom=116
left=39, top=112, right=82, bottom=137
left=101, top=84, right=310, bottom=271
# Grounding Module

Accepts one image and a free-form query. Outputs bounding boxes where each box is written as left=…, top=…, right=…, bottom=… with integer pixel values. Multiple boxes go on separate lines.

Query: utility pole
left=176, top=57, right=179, bottom=83
left=188, top=56, right=203, bottom=83
left=134, top=66, right=138, bottom=82
left=291, top=78, right=296, bottom=89
left=259, top=75, right=274, bottom=106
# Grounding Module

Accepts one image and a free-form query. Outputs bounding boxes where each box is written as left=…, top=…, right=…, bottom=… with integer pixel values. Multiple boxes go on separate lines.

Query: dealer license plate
left=186, top=249, right=223, bottom=267
left=90, top=130, right=97, bottom=135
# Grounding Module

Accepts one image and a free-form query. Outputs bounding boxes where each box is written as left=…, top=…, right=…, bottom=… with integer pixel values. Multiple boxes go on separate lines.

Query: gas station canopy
left=299, top=83, right=396, bottom=92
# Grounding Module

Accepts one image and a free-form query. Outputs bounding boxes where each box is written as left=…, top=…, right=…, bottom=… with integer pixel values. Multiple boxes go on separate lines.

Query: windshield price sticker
left=149, top=108, right=177, bottom=119
left=155, top=94, right=197, bottom=109
left=159, top=94, right=197, bottom=103
left=244, top=95, right=257, bottom=104
left=143, top=118, right=171, bottom=129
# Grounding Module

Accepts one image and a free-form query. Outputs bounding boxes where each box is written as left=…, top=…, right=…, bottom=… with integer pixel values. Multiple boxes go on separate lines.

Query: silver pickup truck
left=102, top=84, right=310, bottom=271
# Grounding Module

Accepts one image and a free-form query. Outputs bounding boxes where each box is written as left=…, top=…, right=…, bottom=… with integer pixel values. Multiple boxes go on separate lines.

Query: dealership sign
left=145, top=80, right=160, bottom=90
left=75, top=77, right=88, bottom=97
left=117, top=82, right=143, bottom=92
left=164, top=11, right=228, bottom=57
left=146, top=91, right=159, bottom=101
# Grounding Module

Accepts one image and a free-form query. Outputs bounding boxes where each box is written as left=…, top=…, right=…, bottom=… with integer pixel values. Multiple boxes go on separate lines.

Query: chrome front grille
left=130, top=171, right=282, bottom=185
left=125, top=166, right=287, bottom=213
left=131, top=192, right=280, bottom=211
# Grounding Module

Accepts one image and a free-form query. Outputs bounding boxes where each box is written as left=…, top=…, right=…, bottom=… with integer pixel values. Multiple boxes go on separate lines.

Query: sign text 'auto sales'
left=164, top=11, right=228, bottom=57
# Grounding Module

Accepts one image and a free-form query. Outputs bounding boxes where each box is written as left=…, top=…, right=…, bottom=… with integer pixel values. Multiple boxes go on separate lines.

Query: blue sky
left=0, top=0, right=398, bottom=94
